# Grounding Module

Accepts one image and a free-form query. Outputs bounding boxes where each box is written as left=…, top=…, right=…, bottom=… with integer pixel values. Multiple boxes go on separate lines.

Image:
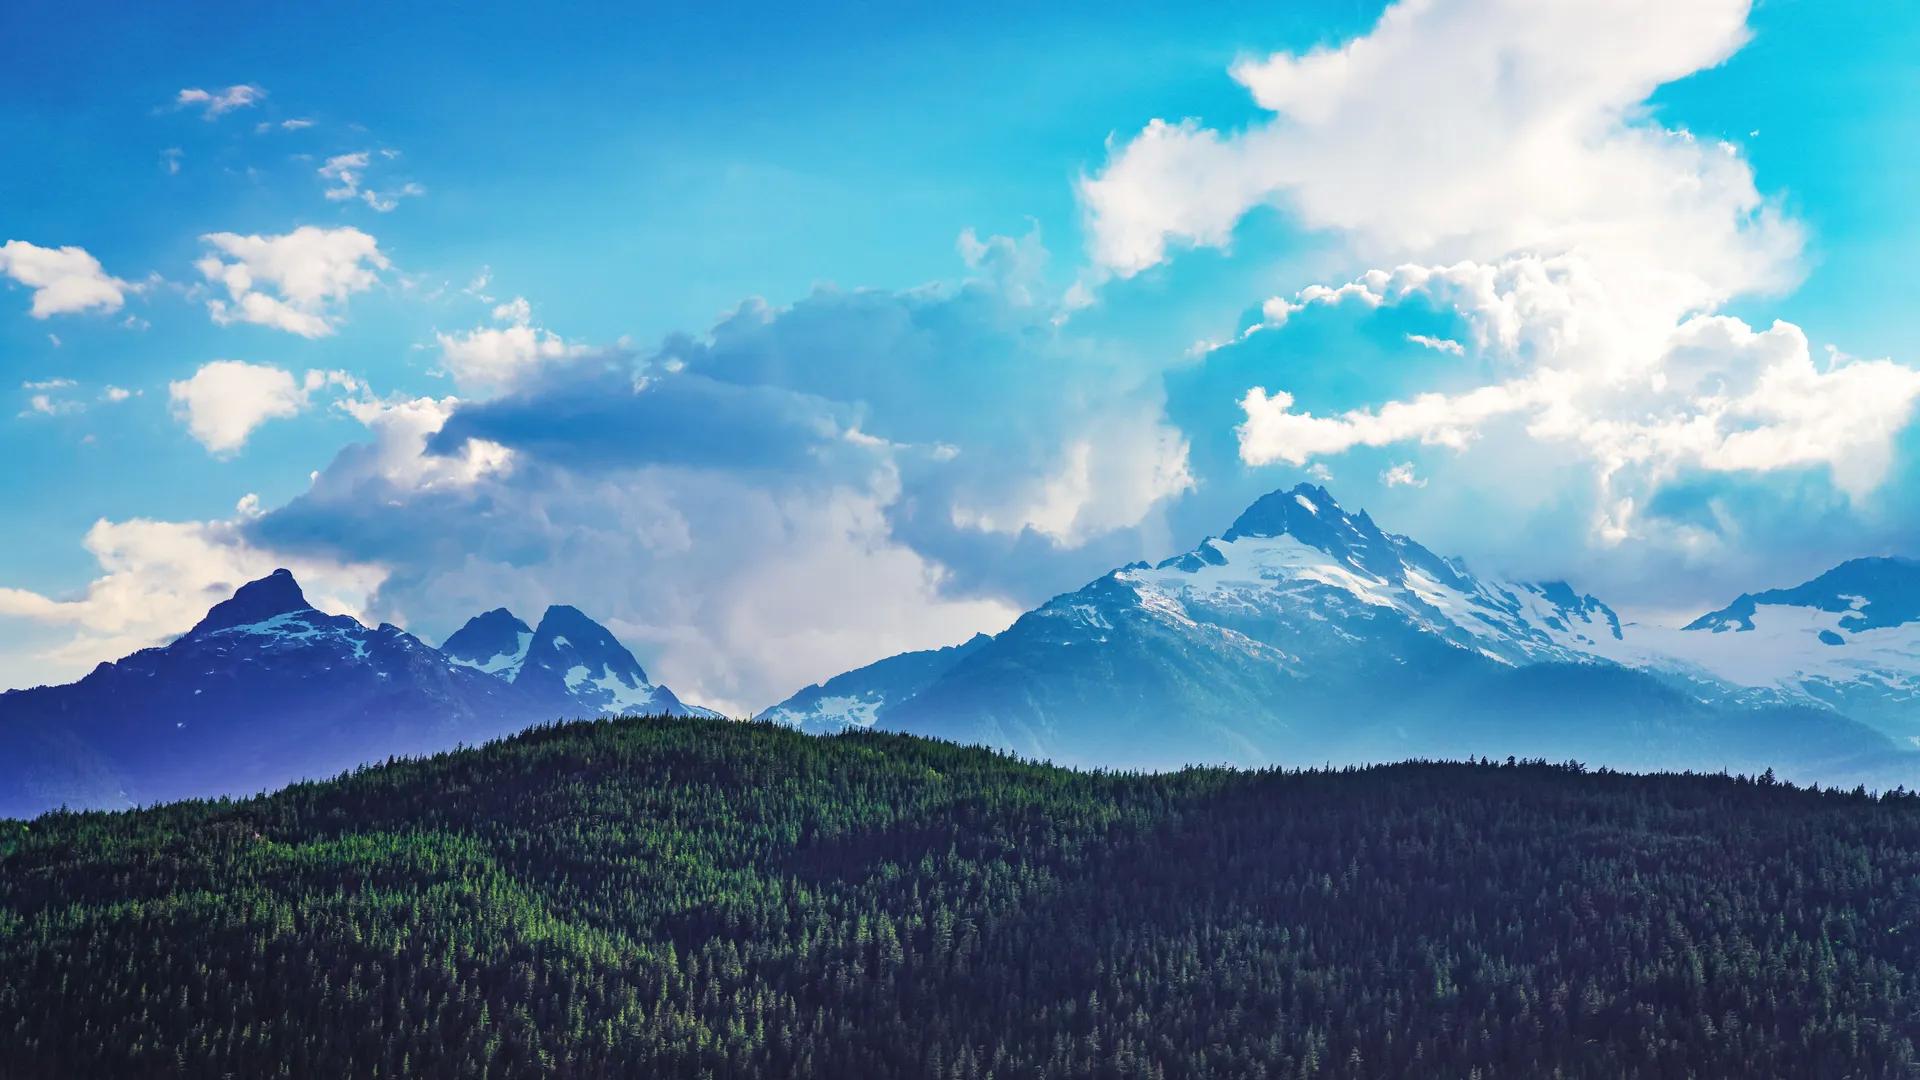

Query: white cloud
left=1380, top=462, right=1426, bottom=488
left=20, top=394, right=80, bottom=418
left=435, top=321, right=589, bottom=396
left=101, top=386, right=134, bottom=403
left=331, top=394, right=517, bottom=493
left=195, top=226, right=388, bottom=337
left=1405, top=334, right=1463, bottom=356
left=1234, top=258, right=1920, bottom=521
left=19, top=378, right=85, bottom=419
left=491, top=296, right=531, bottom=325
left=161, top=148, right=183, bottom=175
left=175, top=85, right=264, bottom=118
left=318, top=151, right=424, bottom=212
left=950, top=419, right=1193, bottom=546
left=167, top=360, right=360, bottom=455
left=0, top=240, right=129, bottom=318
left=256, top=118, right=313, bottom=133
left=1079, top=0, right=1796, bottom=311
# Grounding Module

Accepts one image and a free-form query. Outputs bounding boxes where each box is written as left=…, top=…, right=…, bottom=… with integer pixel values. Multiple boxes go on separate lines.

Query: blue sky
left=4, top=0, right=1920, bottom=710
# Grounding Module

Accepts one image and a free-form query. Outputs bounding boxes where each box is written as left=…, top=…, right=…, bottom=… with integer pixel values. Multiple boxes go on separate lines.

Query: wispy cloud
left=174, top=84, right=264, bottom=119
left=318, top=151, right=424, bottom=212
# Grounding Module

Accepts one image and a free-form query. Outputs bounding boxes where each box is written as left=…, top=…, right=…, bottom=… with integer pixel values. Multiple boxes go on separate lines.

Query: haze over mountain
left=0, top=571, right=709, bottom=818
left=769, top=484, right=1920, bottom=787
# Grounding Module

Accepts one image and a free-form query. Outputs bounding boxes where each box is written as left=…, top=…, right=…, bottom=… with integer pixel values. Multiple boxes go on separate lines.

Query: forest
left=3, top=714, right=1919, bottom=1078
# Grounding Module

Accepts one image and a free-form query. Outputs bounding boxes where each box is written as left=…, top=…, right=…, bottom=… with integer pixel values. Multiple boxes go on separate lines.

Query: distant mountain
left=1632, top=556, right=1920, bottom=739
left=441, top=607, right=535, bottom=677
left=763, top=632, right=991, bottom=732
left=790, top=484, right=1913, bottom=786
left=0, top=571, right=713, bottom=818
left=442, top=604, right=714, bottom=718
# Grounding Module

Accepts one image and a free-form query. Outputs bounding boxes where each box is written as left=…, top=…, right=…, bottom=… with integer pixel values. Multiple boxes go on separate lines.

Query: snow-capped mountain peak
left=1113, top=484, right=1609, bottom=668
left=1217, top=484, right=1478, bottom=596
left=443, top=602, right=714, bottom=718
left=525, top=604, right=652, bottom=685
left=441, top=607, right=535, bottom=677
left=0, top=570, right=559, bottom=818
left=519, top=604, right=678, bottom=716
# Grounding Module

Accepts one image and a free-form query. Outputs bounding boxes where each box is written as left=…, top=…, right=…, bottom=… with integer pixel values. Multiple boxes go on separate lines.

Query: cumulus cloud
left=1230, top=257, right=1920, bottom=540
left=233, top=251, right=1197, bottom=708
left=175, top=84, right=264, bottom=118
left=0, top=240, right=129, bottom=317
left=168, top=360, right=360, bottom=455
left=318, top=151, right=424, bottom=212
left=435, top=308, right=589, bottom=396
left=1079, top=0, right=1795, bottom=306
left=195, top=226, right=388, bottom=337
left=250, top=368, right=1017, bottom=711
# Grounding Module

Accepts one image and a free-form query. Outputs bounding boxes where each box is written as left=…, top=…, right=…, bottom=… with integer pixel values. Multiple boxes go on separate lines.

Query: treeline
left=3, top=715, right=1919, bottom=1078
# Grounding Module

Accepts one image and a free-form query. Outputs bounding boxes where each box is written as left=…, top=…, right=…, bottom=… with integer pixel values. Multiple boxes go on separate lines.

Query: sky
left=4, top=0, right=1920, bottom=712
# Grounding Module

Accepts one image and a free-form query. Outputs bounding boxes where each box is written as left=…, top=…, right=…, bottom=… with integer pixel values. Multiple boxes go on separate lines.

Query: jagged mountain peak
left=1185, top=484, right=1473, bottom=594
left=440, top=600, right=714, bottom=719
left=442, top=607, right=536, bottom=677
left=1223, top=484, right=1357, bottom=542
left=528, top=605, right=648, bottom=680
left=186, top=569, right=314, bottom=637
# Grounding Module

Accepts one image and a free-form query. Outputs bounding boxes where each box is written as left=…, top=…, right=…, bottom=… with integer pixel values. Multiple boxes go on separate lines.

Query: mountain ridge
left=774, top=483, right=1920, bottom=785
left=0, top=572, right=714, bottom=817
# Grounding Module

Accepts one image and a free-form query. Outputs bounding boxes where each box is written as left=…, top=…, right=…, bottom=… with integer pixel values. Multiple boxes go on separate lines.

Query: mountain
left=440, top=607, right=534, bottom=677
left=0, top=572, right=713, bottom=818
left=798, top=484, right=1912, bottom=784
left=1635, top=556, right=1920, bottom=739
left=441, top=604, right=715, bottom=718
left=6, top=714, right=1918, bottom=1077
left=762, top=632, right=990, bottom=732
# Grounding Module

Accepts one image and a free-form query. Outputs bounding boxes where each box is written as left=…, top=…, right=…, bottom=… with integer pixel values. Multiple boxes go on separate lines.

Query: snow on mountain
left=444, top=604, right=717, bottom=719
left=1122, top=485, right=1631, bottom=669
left=441, top=607, right=535, bottom=677
left=0, top=573, right=722, bottom=818
left=762, top=632, right=991, bottom=732
left=1617, top=558, right=1920, bottom=738
left=864, top=484, right=1911, bottom=783
left=0, top=570, right=554, bottom=818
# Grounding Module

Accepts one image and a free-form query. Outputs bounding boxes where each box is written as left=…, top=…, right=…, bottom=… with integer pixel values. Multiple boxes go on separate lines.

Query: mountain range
left=0, top=570, right=708, bottom=818
left=9, top=481, right=1920, bottom=818
left=766, top=484, right=1920, bottom=787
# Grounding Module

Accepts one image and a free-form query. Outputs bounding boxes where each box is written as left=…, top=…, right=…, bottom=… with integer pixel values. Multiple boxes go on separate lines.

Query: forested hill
left=5, top=717, right=1920, bottom=1078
